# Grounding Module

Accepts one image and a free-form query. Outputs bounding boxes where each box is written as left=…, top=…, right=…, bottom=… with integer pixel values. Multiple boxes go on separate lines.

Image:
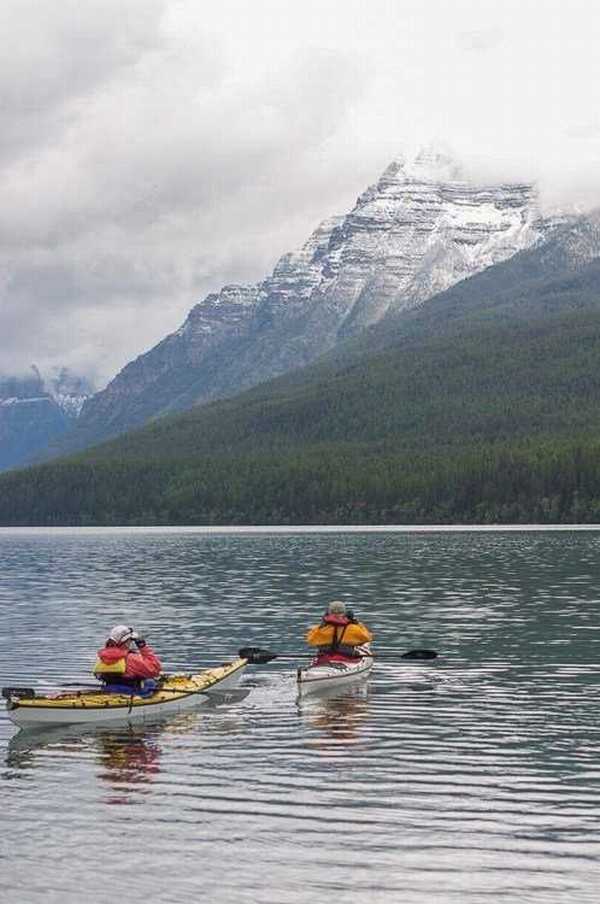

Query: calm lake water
left=1, top=527, right=600, bottom=904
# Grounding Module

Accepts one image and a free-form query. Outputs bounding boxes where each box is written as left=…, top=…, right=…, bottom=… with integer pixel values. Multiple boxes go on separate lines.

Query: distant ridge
left=0, top=367, right=92, bottom=471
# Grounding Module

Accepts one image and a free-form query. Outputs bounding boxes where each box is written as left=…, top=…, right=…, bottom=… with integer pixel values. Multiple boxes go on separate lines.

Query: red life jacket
left=320, top=614, right=352, bottom=653
left=95, top=643, right=162, bottom=681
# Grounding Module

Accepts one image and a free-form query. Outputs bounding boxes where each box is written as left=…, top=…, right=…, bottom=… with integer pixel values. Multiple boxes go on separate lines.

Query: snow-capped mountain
left=0, top=367, right=92, bottom=471
left=53, top=149, right=570, bottom=452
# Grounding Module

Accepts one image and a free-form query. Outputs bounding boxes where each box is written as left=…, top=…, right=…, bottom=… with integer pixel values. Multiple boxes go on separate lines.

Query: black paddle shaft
left=238, top=647, right=438, bottom=664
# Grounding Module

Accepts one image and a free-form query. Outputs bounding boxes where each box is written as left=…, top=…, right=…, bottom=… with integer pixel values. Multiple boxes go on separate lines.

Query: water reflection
left=297, top=685, right=370, bottom=749
left=96, top=730, right=161, bottom=795
left=7, top=723, right=163, bottom=791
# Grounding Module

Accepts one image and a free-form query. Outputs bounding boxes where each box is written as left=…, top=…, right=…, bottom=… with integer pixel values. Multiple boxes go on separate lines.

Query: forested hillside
left=2, top=221, right=600, bottom=526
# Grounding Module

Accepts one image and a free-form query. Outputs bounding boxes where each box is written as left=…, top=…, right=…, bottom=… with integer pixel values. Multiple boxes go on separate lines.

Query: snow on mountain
left=320, top=150, right=548, bottom=332
left=45, top=367, right=93, bottom=418
left=53, top=149, right=571, bottom=452
left=176, top=147, right=554, bottom=344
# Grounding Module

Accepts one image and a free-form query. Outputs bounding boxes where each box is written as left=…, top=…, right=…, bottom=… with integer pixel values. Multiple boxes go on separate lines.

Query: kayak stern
left=297, top=650, right=373, bottom=695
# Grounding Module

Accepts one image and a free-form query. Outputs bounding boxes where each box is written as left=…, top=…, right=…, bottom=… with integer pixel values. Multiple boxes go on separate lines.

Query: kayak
left=2, top=656, right=247, bottom=729
left=297, top=645, right=374, bottom=695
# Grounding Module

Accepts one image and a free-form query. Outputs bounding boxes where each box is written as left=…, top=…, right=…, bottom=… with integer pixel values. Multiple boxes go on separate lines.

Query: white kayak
left=297, top=645, right=374, bottom=695
left=3, top=657, right=248, bottom=729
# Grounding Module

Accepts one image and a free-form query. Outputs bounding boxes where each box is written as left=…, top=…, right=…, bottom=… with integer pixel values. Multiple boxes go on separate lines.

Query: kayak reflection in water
left=305, top=601, right=373, bottom=658
left=93, top=624, right=162, bottom=694
left=299, top=686, right=370, bottom=747
left=97, top=728, right=162, bottom=798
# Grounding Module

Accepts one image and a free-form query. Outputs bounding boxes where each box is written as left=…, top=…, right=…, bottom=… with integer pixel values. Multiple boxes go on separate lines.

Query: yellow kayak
left=3, top=657, right=248, bottom=729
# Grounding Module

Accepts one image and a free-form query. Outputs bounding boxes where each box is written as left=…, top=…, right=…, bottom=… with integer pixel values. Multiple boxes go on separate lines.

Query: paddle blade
left=201, top=687, right=251, bottom=705
left=2, top=686, right=36, bottom=699
left=238, top=647, right=278, bottom=665
left=400, top=650, right=438, bottom=661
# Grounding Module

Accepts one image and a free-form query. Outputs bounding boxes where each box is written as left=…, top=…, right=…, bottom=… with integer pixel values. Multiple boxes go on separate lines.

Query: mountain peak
left=383, top=145, right=464, bottom=184
left=49, top=154, right=568, bottom=458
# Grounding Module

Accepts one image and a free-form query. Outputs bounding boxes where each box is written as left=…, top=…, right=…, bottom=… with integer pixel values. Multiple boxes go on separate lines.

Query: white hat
left=327, top=600, right=346, bottom=615
left=109, top=624, right=134, bottom=644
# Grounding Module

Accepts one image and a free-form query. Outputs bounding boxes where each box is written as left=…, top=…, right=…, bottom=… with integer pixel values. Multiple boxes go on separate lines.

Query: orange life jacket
left=305, top=614, right=373, bottom=650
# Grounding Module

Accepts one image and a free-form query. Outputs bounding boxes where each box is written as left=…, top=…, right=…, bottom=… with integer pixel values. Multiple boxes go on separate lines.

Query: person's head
left=327, top=600, right=346, bottom=616
left=107, top=624, right=135, bottom=647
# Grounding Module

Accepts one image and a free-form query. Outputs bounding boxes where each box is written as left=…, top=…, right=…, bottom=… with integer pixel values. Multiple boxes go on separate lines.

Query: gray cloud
left=1, top=0, right=600, bottom=386
left=0, top=0, right=167, bottom=164
left=456, top=27, right=505, bottom=53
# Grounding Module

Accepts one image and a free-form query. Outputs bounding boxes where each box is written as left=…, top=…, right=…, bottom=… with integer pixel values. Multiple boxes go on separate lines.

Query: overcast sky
left=2, top=0, right=600, bottom=388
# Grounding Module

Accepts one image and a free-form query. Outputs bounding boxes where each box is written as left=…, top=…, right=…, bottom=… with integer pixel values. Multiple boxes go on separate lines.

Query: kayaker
left=305, top=601, right=373, bottom=658
left=94, top=624, right=162, bottom=689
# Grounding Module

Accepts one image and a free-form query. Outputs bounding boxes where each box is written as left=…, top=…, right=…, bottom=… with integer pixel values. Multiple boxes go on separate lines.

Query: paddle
left=238, top=647, right=438, bottom=664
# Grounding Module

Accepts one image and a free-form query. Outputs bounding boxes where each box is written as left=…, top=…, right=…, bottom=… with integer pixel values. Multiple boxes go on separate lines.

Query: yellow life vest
left=93, top=656, right=127, bottom=677
left=305, top=621, right=373, bottom=647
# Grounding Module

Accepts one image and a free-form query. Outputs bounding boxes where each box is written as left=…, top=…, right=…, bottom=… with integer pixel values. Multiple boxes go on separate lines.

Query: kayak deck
left=4, top=657, right=247, bottom=728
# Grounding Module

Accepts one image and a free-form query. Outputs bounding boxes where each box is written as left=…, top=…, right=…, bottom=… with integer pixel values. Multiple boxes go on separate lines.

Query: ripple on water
left=1, top=528, right=600, bottom=903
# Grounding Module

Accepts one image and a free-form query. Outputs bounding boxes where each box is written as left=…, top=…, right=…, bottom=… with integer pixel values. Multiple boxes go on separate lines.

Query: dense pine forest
left=2, top=233, right=600, bottom=526
left=2, top=439, right=600, bottom=525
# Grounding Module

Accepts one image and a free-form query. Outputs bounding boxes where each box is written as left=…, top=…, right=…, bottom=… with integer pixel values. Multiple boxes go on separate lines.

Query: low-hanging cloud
left=2, top=0, right=600, bottom=387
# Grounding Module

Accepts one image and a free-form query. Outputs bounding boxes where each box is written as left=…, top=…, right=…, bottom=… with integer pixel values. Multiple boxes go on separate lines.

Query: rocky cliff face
left=0, top=367, right=92, bottom=471
left=61, top=149, right=566, bottom=451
